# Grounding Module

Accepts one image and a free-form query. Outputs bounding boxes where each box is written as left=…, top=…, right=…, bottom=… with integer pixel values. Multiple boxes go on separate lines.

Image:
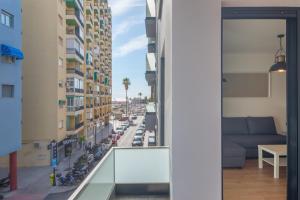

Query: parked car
left=137, top=127, right=145, bottom=133
left=148, top=136, right=156, bottom=146
left=121, top=124, right=127, bottom=131
left=129, top=120, right=135, bottom=126
left=132, top=114, right=137, bottom=120
left=116, top=127, right=124, bottom=135
left=132, top=137, right=143, bottom=146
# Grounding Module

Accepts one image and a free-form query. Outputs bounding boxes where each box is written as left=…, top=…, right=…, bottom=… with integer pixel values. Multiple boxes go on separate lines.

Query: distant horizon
left=110, top=0, right=151, bottom=99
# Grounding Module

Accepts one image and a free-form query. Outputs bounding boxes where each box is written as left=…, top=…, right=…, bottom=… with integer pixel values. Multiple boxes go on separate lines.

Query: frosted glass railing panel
left=75, top=150, right=114, bottom=200
left=114, top=148, right=170, bottom=184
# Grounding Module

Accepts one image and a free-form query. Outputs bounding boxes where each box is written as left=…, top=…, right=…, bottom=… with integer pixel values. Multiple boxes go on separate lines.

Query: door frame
left=222, top=7, right=300, bottom=200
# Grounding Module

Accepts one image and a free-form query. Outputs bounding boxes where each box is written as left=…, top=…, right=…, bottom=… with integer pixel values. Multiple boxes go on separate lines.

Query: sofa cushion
left=222, top=117, right=248, bottom=135
left=224, top=135, right=286, bottom=149
left=247, top=117, right=277, bottom=135
left=223, top=139, right=246, bottom=157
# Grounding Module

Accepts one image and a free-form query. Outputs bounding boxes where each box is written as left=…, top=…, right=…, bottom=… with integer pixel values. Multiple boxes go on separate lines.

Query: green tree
left=122, top=77, right=131, bottom=116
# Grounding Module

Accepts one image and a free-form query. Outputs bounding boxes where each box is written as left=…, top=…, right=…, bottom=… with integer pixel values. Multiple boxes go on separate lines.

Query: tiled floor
left=114, top=195, right=169, bottom=200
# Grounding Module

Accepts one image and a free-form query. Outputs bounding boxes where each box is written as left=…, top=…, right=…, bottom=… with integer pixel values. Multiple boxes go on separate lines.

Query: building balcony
left=67, top=105, right=84, bottom=112
left=68, top=147, right=170, bottom=200
left=67, top=68, right=84, bottom=77
left=67, top=48, right=84, bottom=63
left=148, top=42, right=156, bottom=53
left=145, top=17, right=156, bottom=38
left=146, top=53, right=157, bottom=86
left=66, top=0, right=84, bottom=11
left=66, top=9, right=84, bottom=28
left=67, top=121, right=84, bottom=131
left=66, top=27, right=84, bottom=44
left=85, top=4, right=93, bottom=15
left=86, top=33, right=93, bottom=44
left=66, top=88, right=85, bottom=94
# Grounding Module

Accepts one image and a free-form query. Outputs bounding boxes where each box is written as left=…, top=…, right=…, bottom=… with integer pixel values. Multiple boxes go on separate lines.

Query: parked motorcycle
left=0, top=177, right=9, bottom=188
left=56, top=173, right=75, bottom=186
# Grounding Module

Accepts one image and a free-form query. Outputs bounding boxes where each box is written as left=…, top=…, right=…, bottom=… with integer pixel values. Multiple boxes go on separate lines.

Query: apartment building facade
left=144, top=0, right=158, bottom=136
left=19, top=0, right=112, bottom=167
left=0, top=0, right=23, bottom=190
left=83, top=0, right=112, bottom=146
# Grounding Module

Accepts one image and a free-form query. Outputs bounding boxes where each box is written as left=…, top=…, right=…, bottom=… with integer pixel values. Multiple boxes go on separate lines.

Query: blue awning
left=0, top=44, right=24, bottom=60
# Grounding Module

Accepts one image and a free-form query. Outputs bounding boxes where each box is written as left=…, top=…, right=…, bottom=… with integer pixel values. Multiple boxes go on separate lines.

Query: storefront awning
left=1, top=44, right=24, bottom=60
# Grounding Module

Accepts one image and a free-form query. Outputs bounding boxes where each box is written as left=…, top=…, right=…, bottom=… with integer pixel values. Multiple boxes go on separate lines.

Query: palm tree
left=138, top=92, right=142, bottom=106
left=122, top=77, right=131, bottom=116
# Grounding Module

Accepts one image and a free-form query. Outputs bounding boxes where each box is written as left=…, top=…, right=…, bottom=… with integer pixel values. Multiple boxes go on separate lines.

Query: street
left=114, top=116, right=154, bottom=148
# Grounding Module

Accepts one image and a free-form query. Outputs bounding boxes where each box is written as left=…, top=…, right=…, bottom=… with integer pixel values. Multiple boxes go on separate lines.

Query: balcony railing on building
left=67, top=105, right=84, bottom=112
left=66, top=88, right=84, bottom=93
left=67, top=48, right=85, bottom=61
left=67, top=68, right=84, bottom=77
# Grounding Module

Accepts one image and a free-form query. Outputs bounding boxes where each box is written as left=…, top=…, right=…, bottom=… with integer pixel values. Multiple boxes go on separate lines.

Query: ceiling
left=223, top=19, right=286, bottom=54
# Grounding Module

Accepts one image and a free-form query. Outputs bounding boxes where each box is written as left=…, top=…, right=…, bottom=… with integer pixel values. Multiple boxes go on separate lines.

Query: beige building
left=84, top=0, right=112, bottom=145
left=0, top=0, right=113, bottom=167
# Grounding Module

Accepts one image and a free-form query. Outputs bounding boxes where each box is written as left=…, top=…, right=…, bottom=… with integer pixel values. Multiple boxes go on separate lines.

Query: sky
left=109, top=0, right=150, bottom=100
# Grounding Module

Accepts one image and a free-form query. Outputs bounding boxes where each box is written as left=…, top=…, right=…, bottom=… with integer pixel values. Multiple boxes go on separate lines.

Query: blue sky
left=109, top=0, right=149, bottom=100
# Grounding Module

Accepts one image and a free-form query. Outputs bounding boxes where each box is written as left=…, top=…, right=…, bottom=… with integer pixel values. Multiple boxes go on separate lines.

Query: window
left=1, top=56, right=15, bottom=64
left=58, top=80, right=64, bottom=88
left=1, top=10, right=14, bottom=28
left=58, top=57, right=63, bottom=67
left=58, top=120, right=64, bottom=129
left=2, top=84, right=14, bottom=98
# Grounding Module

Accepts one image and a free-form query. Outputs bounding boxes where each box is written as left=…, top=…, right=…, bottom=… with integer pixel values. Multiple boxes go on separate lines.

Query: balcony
left=68, top=147, right=170, bottom=200
left=145, top=53, right=156, bottom=86
left=145, top=17, right=156, bottom=38
left=66, top=88, right=84, bottom=94
left=67, top=68, right=84, bottom=77
left=65, top=0, right=84, bottom=11
left=66, top=9, right=84, bottom=28
left=148, top=42, right=156, bottom=53
left=67, top=48, right=84, bottom=63
left=67, top=121, right=84, bottom=131
left=67, top=105, right=84, bottom=112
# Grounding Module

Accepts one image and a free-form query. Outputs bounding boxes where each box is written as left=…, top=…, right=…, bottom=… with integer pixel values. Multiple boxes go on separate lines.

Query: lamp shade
left=269, top=34, right=287, bottom=73
left=269, top=61, right=287, bottom=72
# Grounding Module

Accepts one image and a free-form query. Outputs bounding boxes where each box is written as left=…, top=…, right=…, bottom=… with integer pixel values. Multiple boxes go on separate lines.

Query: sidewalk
left=0, top=147, right=85, bottom=200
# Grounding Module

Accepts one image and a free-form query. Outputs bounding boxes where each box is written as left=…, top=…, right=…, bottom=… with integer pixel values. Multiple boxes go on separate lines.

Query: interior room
left=222, top=19, right=287, bottom=200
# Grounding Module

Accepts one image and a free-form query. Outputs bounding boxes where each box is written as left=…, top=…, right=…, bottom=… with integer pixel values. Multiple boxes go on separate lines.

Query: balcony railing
left=67, top=68, right=84, bottom=77
left=67, top=121, right=84, bottom=131
left=67, top=48, right=84, bottom=61
left=67, top=105, right=84, bottom=112
left=66, top=88, right=84, bottom=93
left=145, top=17, right=156, bottom=38
left=75, top=122, right=84, bottom=129
left=68, top=147, right=170, bottom=200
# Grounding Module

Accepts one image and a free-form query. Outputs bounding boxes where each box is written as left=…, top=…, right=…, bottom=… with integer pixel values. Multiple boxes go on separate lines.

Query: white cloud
left=113, top=17, right=144, bottom=41
left=114, top=34, right=147, bottom=57
left=109, top=0, right=145, bottom=17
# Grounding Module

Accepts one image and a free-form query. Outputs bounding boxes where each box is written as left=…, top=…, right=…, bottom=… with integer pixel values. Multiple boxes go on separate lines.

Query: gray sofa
left=222, top=117, right=286, bottom=168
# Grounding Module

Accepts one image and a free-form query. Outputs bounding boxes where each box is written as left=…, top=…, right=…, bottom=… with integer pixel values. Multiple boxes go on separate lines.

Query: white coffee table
left=258, top=145, right=287, bottom=179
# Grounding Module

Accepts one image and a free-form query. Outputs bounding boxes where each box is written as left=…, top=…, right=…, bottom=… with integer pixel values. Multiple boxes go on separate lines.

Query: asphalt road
left=116, top=116, right=144, bottom=147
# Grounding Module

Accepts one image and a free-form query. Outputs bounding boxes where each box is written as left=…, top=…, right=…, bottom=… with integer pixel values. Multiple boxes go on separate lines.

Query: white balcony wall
left=114, top=148, right=169, bottom=184
left=146, top=0, right=156, bottom=17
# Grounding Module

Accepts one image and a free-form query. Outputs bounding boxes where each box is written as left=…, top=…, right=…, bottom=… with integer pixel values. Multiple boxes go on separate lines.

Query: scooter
left=56, top=173, right=75, bottom=186
left=0, top=177, right=9, bottom=188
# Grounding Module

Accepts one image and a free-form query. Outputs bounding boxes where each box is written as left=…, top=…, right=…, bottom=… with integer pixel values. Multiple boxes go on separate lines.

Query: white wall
left=223, top=53, right=287, bottom=133
left=170, top=0, right=222, bottom=199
